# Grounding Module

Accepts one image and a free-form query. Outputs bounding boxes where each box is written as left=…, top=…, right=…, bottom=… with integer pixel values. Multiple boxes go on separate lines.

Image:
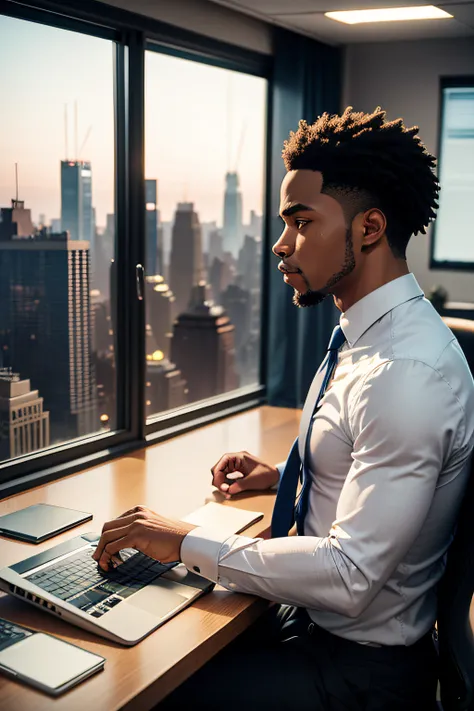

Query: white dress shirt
left=181, top=273, right=474, bottom=646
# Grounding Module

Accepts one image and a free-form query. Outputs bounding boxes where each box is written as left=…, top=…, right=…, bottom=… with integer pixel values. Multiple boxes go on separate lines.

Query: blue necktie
left=271, top=325, right=346, bottom=538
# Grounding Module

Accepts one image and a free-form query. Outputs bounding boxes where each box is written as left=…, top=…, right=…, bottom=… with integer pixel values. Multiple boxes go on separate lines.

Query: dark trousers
left=158, top=605, right=439, bottom=711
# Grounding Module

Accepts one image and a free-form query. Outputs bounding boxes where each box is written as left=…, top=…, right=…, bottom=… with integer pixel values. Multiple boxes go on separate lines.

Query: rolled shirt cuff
left=180, top=526, right=261, bottom=583
left=270, top=461, right=287, bottom=491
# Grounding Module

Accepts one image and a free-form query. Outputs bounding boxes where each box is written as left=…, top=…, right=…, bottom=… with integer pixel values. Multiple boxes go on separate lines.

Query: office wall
left=343, top=37, right=474, bottom=302
left=98, top=0, right=272, bottom=55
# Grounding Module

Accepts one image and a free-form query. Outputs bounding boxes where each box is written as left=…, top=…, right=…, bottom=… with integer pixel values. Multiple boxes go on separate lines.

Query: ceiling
left=207, top=0, right=474, bottom=45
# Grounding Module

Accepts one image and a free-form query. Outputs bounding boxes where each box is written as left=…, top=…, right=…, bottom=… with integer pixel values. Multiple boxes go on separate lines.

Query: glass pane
left=0, top=15, right=117, bottom=463
left=144, top=51, right=267, bottom=420
left=433, top=86, right=474, bottom=264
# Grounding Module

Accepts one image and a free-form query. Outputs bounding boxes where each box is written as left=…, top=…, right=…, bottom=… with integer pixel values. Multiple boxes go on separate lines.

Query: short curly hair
left=282, top=106, right=440, bottom=259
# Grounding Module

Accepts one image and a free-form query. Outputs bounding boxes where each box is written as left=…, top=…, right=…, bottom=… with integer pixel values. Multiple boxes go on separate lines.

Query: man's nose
left=272, top=229, right=293, bottom=258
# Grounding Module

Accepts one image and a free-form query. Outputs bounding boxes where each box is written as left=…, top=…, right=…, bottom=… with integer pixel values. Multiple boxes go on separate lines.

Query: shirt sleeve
left=181, top=359, right=467, bottom=616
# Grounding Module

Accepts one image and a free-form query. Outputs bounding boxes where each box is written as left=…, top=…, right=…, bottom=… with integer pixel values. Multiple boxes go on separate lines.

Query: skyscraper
left=0, top=369, right=50, bottom=461
left=171, top=282, right=238, bottom=401
left=222, top=172, right=243, bottom=258
left=145, top=179, right=159, bottom=276
left=145, top=275, right=174, bottom=359
left=0, top=229, right=97, bottom=443
left=169, top=203, right=203, bottom=317
left=0, top=199, right=34, bottom=240
left=60, top=160, right=93, bottom=243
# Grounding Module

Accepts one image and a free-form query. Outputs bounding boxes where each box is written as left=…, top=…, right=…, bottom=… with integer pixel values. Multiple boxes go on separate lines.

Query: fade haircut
left=282, top=106, right=440, bottom=259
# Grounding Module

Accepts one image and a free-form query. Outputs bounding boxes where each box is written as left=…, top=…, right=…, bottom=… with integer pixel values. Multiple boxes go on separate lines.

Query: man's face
left=273, top=169, right=356, bottom=307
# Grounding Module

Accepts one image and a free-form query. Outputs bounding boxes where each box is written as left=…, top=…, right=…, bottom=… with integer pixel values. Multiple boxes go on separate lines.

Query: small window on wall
left=144, top=48, right=267, bottom=422
left=431, top=78, right=474, bottom=269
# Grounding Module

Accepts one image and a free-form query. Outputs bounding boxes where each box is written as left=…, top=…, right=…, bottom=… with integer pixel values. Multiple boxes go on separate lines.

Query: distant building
left=145, top=275, right=174, bottom=359
left=238, top=234, right=259, bottom=292
left=51, top=218, right=61, bottom=234
left=0, top=369, right=50, bottom=461
left=145, top=179, right=159, bottom=276
left=0, top=199, right=34, bottom=240
left=171, top=282, right=238, bottom=402
left=61, top=160, right=93, bottom=243
left=145, top=356, right=187, bottom=416
left=169, top=203, right=203, bottom=317
left=223, top=172, right=243, bottom=258
left=208, top=228, right=224, bottom=264
left=0, top=229, right=97, bottom=443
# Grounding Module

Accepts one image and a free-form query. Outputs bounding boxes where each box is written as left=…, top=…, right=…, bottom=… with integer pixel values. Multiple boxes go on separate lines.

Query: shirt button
left=193, top=565, right=201, bottom=574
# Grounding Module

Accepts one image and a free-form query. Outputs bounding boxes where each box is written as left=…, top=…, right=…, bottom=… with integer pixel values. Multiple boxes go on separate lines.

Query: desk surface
left=0, top=405, right=300, bottom=711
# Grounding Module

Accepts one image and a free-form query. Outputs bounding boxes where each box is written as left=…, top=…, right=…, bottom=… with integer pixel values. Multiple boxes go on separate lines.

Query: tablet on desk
left=0, top=504, right=93, bottom=543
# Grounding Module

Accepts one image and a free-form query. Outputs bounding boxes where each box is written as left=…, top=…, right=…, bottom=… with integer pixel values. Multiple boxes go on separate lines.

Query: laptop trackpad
left=125, top=578, right=189, bottom=618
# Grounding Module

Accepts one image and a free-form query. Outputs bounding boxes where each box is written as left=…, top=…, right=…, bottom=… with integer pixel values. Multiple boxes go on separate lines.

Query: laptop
left=0, top=532, right=213, bottom=646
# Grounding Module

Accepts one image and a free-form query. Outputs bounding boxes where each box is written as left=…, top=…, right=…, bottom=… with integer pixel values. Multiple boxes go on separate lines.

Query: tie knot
left=328, top=325, right=346, bottom=351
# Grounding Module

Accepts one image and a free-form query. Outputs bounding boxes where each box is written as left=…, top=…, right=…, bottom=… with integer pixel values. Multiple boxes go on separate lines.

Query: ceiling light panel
left=325, top=6, right=454, bottom=24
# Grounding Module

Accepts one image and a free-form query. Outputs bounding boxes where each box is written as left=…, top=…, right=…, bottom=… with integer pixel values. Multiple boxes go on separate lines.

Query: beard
left=293, top=225, right=356, bottom=308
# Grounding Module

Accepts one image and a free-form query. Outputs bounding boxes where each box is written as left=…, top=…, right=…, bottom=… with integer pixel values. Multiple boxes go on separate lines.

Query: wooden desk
left=0, top=405, right=300, bottom=711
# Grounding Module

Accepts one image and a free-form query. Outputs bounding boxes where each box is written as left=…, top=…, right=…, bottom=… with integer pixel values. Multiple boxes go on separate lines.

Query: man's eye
left=295, top=219, right=309, bottom=229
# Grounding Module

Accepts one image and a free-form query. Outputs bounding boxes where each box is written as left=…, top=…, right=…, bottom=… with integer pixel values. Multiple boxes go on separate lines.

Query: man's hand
left=92, top=505, right=197, bottom=571
left=211, top=451, right=279, bottom=498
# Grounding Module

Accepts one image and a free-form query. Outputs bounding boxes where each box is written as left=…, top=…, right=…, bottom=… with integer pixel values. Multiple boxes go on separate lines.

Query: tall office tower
left=145, top=179, right=158, bottom=276
left=95, top=213, right=115, bottom=300
left=0, top=369, right=50, bottom=461
left=238, top=234, right=259, bottom=292
left=221, top=282, right=253, bottom=385
left=60, top=160, right=93, bottom=243
left=209, top=255, right=234, bottom=304
left=208, top=228, right=224, bottom=264
left=248, top=210, right=262, bottom=239
left=145, top=357, right=187, bottom=416
left=169, top=203, right=203, bottom=317
left=171, top=282, right=238, bottom=402
left=156, top=208, right=164, bottom=277
left=0, top=199, right=34, bottom=240
left=51, top=218, right=61, bottom=234
left=145, top=275, right=174, bottom=359
left=0, top=230, right=97, bottom=444
left=222, top=172, right=243, bottom=258
left=38, top=213, right=47, bottom=228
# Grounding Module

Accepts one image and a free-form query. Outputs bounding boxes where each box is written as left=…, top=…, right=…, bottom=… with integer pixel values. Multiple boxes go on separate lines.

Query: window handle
left=136, top=263, right=144, bottom=301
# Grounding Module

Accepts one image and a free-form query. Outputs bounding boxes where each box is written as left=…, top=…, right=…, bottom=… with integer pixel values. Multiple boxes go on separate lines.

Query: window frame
left=430, top=75, right=474, bottom=272
left=0, top=0, right=272, bottom=496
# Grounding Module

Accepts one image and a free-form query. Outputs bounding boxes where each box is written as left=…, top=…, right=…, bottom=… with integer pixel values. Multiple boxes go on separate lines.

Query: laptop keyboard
left=25, top=547, right=176, bottom=618
left=0, top=617, right=32, bottom=652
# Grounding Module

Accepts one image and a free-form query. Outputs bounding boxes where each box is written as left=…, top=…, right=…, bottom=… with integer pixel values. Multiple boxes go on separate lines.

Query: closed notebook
left=182, top=502, right=264, bottom=537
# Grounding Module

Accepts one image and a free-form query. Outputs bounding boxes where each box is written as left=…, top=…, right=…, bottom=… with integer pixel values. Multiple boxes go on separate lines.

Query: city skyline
left=0, top=14, right=267, bottom=227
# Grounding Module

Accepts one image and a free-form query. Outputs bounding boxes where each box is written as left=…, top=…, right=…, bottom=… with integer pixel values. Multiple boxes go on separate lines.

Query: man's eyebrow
left=280, top=203, right=314, bottom=218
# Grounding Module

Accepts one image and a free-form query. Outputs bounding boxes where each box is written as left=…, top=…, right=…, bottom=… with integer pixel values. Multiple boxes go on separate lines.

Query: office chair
left=436, top=450, right=474, bottom=711
left=436, top=317, right=474, bottom=711
left=442, top=317, right=474, bottom=376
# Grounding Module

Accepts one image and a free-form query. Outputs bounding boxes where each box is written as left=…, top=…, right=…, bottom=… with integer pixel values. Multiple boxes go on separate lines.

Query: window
left=144, top=49, right=267, bottom=421
left=0, top=14, right=118, bottom=464
left=0, top=1, right=269, bottom=489
left=431, top=78, right=474, bottom=269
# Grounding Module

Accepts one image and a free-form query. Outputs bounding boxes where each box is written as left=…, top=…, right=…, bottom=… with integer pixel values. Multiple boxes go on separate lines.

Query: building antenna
left=226, top=75, right=233, bottom=171
left=15, top=163, right=19, bottom=202
left=234, top=122, right=247, bottom=173
left=64, top=103, right=69, bottom=160
left=79, top=125, right=92, bottom=159
left=74, top=101, right=78, bottom=160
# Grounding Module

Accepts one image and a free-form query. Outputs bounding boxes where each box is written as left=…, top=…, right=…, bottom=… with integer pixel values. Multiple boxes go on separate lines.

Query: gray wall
left=99, top=0, right=272, bottom=54
left=343, top=37, right=474, bottom=302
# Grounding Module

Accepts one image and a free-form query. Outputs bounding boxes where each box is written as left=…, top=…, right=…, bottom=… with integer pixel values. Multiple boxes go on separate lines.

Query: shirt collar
left=339, top=273, right=424, bottom=348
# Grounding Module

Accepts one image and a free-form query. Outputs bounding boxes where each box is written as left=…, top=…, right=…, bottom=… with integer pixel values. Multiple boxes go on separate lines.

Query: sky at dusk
left=0, top=14, right=267, bottom=228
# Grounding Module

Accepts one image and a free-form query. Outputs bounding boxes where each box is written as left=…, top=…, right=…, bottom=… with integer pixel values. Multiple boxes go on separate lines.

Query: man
left=94, top=106, right=474, bottom=709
